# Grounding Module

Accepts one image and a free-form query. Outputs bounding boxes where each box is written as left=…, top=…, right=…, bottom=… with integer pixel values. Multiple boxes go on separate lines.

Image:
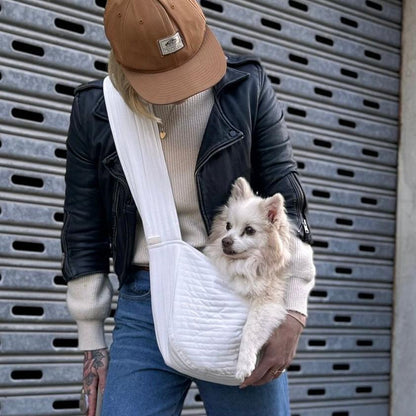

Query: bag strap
left=103, top=76, right=182, bottom=244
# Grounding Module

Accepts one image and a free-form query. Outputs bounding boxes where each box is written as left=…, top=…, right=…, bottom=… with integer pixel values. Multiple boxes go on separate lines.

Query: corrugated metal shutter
left=0, top=0, right=399, bottom=414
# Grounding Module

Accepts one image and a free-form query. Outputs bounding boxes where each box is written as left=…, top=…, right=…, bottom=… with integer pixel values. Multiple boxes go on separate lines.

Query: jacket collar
left=92, top=66, right=250, bottom=121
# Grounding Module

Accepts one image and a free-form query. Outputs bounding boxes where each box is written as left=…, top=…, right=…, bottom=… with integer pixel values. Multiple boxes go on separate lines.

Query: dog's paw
left=236, top=356, right=256, bottom=381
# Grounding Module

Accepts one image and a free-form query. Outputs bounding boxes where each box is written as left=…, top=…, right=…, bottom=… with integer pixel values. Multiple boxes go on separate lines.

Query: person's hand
left=239, top=312, right=304, bottom=388
left=80, top=348, right=109, bottom=415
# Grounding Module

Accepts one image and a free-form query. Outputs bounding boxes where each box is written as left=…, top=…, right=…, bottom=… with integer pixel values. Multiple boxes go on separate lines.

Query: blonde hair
left=107, top=50, right=159, bottom=122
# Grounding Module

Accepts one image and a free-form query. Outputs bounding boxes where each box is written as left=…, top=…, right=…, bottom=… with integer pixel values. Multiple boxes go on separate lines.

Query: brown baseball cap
left=103, top=0, right=227, bottom=104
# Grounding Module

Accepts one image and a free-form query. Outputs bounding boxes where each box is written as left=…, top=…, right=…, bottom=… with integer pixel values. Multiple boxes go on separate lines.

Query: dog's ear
left=264, top=193, right=285, bottom=223
left=230, top=177, right=254, bottom=200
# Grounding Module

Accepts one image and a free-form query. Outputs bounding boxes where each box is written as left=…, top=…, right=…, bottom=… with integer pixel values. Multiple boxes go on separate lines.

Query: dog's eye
left=226, top=222, right=232, bottom=230
left=244, top=226, right=256, bottom=235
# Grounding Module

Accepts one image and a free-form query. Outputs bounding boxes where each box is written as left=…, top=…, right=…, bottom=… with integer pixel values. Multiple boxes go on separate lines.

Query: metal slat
left=213, top=26, right=400, bottom=96
left=289, top=378, right=389, bottom=401
left=307, top=308, right=392, bottom=329
left=297, top=330, right=391, bottom=353
left=0, top=134, right=66, bottom=168
left=309, top=284, right=392, bottom=306
left=290, top=130, right=397, bottom=167
left=265, top=68, right=399, bottom=120
left=288, top=356, right=390, bottom=377
left=255, top=0, right=401, bottom=47
left=1, top=0, right=108, bottom=49
left=303, top=182, right=396, bottom=214
left=203, top=0, right=400, bottom=71
left=308, top=210, right=395, bottom=237
left=0, top=30, right=107, bottom=79
left=291, top=400, right=389, bottom=416
left=315, top=260, right=393, bottom=283
left=0, top=167, right=65, bottom=197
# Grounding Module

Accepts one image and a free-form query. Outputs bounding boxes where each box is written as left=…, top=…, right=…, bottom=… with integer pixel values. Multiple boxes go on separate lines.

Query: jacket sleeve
left=61, top=91, right=110, bottom=282
left=251, top=63, right=312, bottom=243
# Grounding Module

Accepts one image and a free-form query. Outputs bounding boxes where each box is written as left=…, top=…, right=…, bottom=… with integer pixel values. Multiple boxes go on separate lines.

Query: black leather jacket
left=61, top=55, right=312, bottom=286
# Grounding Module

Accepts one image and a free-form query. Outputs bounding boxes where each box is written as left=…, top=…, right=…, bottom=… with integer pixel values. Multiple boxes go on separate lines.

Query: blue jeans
left=102, top=269, right=290, bottom=416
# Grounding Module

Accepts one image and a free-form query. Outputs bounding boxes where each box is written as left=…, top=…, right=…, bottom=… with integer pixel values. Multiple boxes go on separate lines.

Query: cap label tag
left=158, top=32, right=184, bottom=56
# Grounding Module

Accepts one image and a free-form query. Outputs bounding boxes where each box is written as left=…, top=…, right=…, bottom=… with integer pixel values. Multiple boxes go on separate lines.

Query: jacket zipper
left=195, top=134, right=244, bottom=231
left=288, top=173, right=310, bottom=237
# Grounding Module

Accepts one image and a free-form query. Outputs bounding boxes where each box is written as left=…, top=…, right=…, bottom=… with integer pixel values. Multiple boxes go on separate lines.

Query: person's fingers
left=239, top=355, right=275, bottom=388
left=252, top=368, right=286, bottom=386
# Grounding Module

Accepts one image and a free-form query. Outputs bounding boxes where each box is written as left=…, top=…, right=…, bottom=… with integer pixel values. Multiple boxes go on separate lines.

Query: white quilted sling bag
left=103, top=76, right=248, bottom=385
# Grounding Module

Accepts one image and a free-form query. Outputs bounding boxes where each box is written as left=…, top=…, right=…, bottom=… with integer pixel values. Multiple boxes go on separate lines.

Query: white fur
left=204, top=177, right=292, bottom=381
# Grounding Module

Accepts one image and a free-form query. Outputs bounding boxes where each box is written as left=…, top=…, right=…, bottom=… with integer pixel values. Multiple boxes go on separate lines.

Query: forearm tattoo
left=83, top=350, right=105, bottom=394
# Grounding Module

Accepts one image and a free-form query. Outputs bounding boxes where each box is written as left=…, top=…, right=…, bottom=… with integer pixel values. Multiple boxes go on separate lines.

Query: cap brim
left=121, top=27, right=226, bottom=104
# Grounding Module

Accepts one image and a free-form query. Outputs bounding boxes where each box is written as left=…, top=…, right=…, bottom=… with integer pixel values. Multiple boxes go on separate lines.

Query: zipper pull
left=302, top=219, right=310, bottom=234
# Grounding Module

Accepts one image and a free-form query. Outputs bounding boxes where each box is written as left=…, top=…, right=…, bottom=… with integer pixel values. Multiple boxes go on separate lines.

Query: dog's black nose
left=222, top=237, right=233, bottom=248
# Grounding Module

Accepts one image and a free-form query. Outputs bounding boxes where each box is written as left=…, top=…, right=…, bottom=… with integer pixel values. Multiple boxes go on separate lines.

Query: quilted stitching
left=150, top=241, right=249, bottom=385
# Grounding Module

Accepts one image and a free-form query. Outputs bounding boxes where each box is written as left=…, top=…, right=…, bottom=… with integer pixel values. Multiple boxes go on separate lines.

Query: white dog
left=204, top=177, right=292, bottom=381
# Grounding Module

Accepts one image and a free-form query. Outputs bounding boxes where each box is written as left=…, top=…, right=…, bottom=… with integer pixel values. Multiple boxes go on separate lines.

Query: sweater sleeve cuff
left=285, top=276, right=315, bottom=316
left=66, top=273, right=113, bottom=351
left=285, top=236, right=316, bottom=316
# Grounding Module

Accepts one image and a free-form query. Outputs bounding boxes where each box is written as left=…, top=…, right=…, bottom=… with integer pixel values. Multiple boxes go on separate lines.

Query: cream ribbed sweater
left=66, top=89, right=315, bottom=350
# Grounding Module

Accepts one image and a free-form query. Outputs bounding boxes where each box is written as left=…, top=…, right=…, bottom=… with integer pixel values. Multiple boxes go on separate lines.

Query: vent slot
left=55, top=84, right=75, bottom=96
left=313, top=138, right=332, bottom=148
left=313, top=240, right=329, bottom=248
left=288, top=0, right=308, bottom=12
left=333, top=363, right=350, bottom=371
left=94, top=60, right=108, bottom=72
left=289, top=54, right=308, bottom=65
left=340, top=16, right=358, bottom=28
left=335, top=267, right=352, bottom=275
left=12, top=40, right=44, bottom=56
left=12, top=305, right=44, bottom=316
left=336, top=218, right=353, bottom=226
left=287, top=107, right=306, bottom=117
left=358, top=292, right=375, bottom=300
left=12, top=108, right=44, bottom=123
left=53, top=338, right=78, bottom=348
left=315, top=35, right=333, bottom=46
left=53, top=400, right=80, bottom=409
left=314, top=87, right=332, bottom=97
left=356, top=339, right=373, bottom=347
left=337, top=168, right=354, bottom=177
left=341, top=68, right=358, bottom=79
left=363, top=99, right=380, bottom=109
left=268, top=75, right=280, bottom=85
left=339, top=119, right=356, bottom=129
left=11, top=370, right=43, bottom=380
left=308, top=339, right=326, bottom=347
left=261, top=18, right=281, bottom=31
left=365, top=50, right=382, bottom=60
left=13, top=241, right=44, bottom=252
left=55, top=148, right=67, bottom=159
left=359, top=245, right=376, bottom=253
left=200, top=0, right=223, bottom=13
left=54, top=275, right=66, bottom=286
left=312, top=189, right=330, bottom=198
left=361, top=197, right=378, bottom=206
left=356, top=386, right=372, bottom=393
left=232, top=37, right=253, bottom=50
left=12, top=174, right=44, bottom=188
left=366, top=0, right=382, bottom=11
left=54, top=18, right=85, bottom=34
left=308, top=388, right=325, bottom=396
left=310, top=289, right=327, bottom=298
left=334, top=315, right=351, bottom=323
